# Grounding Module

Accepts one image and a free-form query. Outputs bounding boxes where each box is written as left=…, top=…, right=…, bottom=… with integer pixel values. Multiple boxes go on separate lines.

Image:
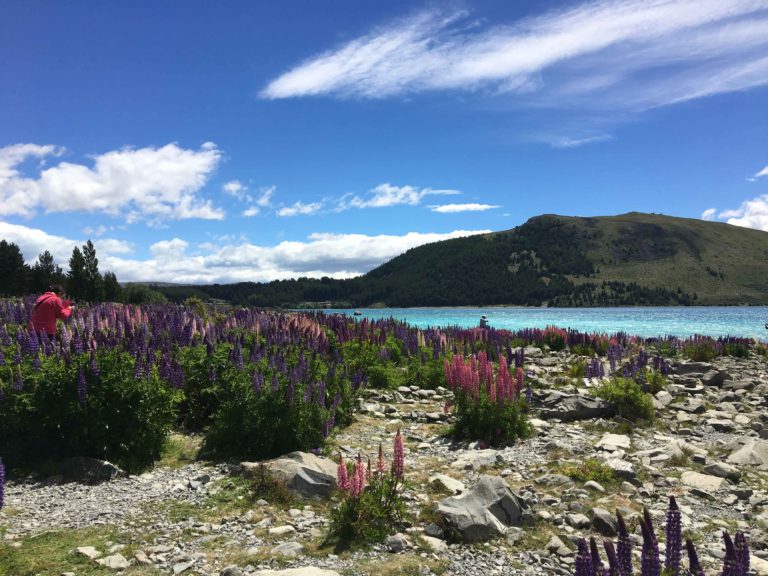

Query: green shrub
left=721, top=342, right=749, bottom=358
left=570, top=343, right=596, bottom=357
left=1, top=350, right=176, bottom=473
left=593, top=376, right=654, bottom=422
left=642, top=369, right=667, bottom=394
left=452, top=390, right=531, bottom=447
left=654, top=341, right=678, bottom=358
left=681, top=341, right=718, bottom=362
left=559, top=458, right=618, bottom=486
left=567, top=360, right=586, bottom=379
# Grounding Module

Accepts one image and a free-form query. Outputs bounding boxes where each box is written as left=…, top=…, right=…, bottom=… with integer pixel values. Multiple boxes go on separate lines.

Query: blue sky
left=1, top=0, right=767, bottom=283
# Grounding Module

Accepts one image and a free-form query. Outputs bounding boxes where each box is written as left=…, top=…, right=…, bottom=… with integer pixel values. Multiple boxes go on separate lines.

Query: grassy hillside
left=157, top=213, right=768, bottom=307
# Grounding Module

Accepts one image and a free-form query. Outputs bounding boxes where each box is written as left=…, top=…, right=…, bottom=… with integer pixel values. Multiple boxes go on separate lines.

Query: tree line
left=0, top=239, right=121, bottom=301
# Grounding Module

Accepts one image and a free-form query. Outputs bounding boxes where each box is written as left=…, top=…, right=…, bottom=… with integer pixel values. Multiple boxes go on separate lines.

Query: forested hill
left=157, top=212, right=768, bottom=307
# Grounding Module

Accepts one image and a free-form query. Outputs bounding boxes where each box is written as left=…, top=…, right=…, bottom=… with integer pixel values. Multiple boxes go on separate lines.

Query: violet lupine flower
left=735, top=532, right=749, bottom=576
left=685, top=539, right=706, bottom=576
left=13, top=367, right=23, bottom=391
left=336, top=453, right=348, bottom=491
left=0, top=458, right=4, bottom=510
left=590, top=537, right=607, bottom=575
left=617, top=510, right=633, bottom=576
left=575, top=539, right=592, bottom=576
left=603, top=540, right=621, bottom=576
left=665, top=495, right=682, bottom=575
left=391, top=428, right=404, bottom=481
left=722, top=532, right=745, bottom=576
left=77, top=367, right=87, bottom=403
left=640, top=509, right=661, bottom=576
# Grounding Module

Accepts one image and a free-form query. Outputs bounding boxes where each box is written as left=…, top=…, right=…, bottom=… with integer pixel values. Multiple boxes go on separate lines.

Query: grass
left=349, top=556, right=448, bottom=576
left=157, top=433, right=201, bottom=469
left=557, top=458, right=619, bottom=488
left=0, top=526, right=163, bottom=576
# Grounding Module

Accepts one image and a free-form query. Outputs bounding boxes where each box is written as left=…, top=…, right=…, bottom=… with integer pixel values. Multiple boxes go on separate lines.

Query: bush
left=325, top=433, right=407, bottom=549
left=2, top=350, right=176, bottom=473
left=568, top=360, right=586, bottom=379
left=593, top=376, right=654, bottom=422
left=721, top=342, right=749, bottom=358
left=681, top=340, right=718, bottom=362
left=452, top=391, right=531, bottom=446
left=559, top=458, right=617, bottom=486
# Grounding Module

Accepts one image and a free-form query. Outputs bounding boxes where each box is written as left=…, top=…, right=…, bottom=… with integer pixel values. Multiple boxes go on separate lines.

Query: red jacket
left=30, top=292, right=72, bottom=336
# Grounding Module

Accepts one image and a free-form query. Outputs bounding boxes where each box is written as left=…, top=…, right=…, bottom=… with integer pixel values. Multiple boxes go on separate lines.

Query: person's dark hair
left=49, top=284, right=64, bottom=295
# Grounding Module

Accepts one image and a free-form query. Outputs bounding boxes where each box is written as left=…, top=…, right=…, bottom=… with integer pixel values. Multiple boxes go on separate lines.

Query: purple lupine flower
left=391, top=428, right=404, bottom=480
left=32, top=353, right=42, bottom=372
left=722, top=532, right=743, bottom=576
left=685, top=539, right=705, bottom=576
left=90, top=352, right=101, bottom=378
left=735, top=532, right=749, bottom=576
left=13, top=366, right=23, bottom=391
left=603, top=540, right=621, bottom=576
left=590, top=537, right=606, bottom=575
left=640, top=509, right=661, bottom=576
left=0, top=458, right=4, bottom=510
left=575, top=539, right=592, bottom=576
left=252, top=372, right=264, bottom=394
left=665, top=495, right=682, bottom=576
left=77, top=367, right=87, bottom=403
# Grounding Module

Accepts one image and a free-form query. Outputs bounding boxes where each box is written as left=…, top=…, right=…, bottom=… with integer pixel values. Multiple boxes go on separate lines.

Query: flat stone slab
left=680, top=471, right=724, bottom=492
left=96, top=554, right=130, bottom=570
left=596, top=433, right=631, bottom=452
left=450, top=450, right=499, bottom=471
left=429, top=473, right=466, bottom=494
left=254, top=569, right=341, bottom=576
left=727, top=438, right=768, bottom=466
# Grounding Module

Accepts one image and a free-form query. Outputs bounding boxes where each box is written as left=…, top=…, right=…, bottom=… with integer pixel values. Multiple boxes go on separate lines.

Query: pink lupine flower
left=392, top=428, right=404, bottom=480
left=337, top=453, right=348, bottom=491
left=376, top=443, right=386, bottom=474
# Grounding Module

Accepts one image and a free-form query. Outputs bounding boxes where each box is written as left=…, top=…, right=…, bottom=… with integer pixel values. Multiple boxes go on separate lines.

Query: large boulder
left=60, top=457, right=125, bottom=484
left=726, top=439, right=768, bottom=466
left=537, top=393, right=614, bottom=421
left=436, top=475, right=527, bottom=543
left=239, top=452, right=337, bottom=497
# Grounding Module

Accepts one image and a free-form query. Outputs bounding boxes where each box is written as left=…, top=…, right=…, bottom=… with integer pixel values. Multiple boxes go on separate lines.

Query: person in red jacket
left=30, top=284, right=74, bottom=337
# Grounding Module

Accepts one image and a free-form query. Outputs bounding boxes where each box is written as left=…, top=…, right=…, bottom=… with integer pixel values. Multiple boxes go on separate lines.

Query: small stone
left=386, top=533, right=411, bottom=552
left=96, top=553, right=130, bottom=570
left=681, top=471, right=724, bottom=492
left=268, top=525, right=296, bottom=537
left=271, top=541, right=304, bottom=557
left=584, top=480, right=605, bottom=493
left=220, top=566, right=243, bottom=576
left=173, top=561, right=195, bottom=574
left=76, top=546, right=102, bottom=560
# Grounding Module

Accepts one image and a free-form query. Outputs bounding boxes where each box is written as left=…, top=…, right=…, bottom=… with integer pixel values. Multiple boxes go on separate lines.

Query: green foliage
left=559, top=458, right=618, bottom=486
left=0, top=350, right=176, bottom=473
left=326, top=472, right=407, bottom=549
left=543, top=329, right=567, bottom=352
left=593, top=376, right=654, bottom=422
left=248, top=463, right=294, bottom=506
left=405, top=356, right=446, bottom=389
left=654, top=341, right=679, bottom=358
left=681, top=340, right=718, bottom=362
left=121, top=284, right=168, bottom=304
left=570, top=343, right=596, bottom=357
left=452, top=389, right=531, bottom=447
left=642, top=369, right=667, bottom=394
left=567, top=360, right=586, bottom=379
left=0, top=240, right=28, bottom=297
left=721, top=342, right=749, bottom=358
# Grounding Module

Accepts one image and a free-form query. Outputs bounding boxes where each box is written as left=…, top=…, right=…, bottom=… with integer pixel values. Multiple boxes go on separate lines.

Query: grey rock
left=538, top=393, right=615, bottom=421
left=60, top=457, right=125, bottom=484
left=672, top=361, right=714, bottom=375
left=96, top=554, right=130, bottom=570
left=596, top=433, right=631, bottom=452
left=436, top=475, right=527, bottom=543
left=591, top=508, right=618, bottom=536
left=701, top=369, right=728, bottom=387
left=450, top=450, right=500, bottom=471
left=422, top=535, right=448, bottom=553
left=253, top=569, right=341, bottom=576
left=566, top=513, right=590, bottom=528
left=727, top=439, right=768, bottom=466
left=76, top=546, right=102, bottom=560
left=385, top=533, right=411, bottom=552
left=220, top=567, right=243, bottom=576
left=603, top=458, right=637, bottom=483
left=702, top=462, right=742, bottom=482
left=241, top=452, right=337, bottom=497
left=429, top=473, right=466, bottom=494
left=271, top=541, right=304, bottom=557
left=173, top=562, right=195, bottom=574
left=681, top=471, right=724, bottom=491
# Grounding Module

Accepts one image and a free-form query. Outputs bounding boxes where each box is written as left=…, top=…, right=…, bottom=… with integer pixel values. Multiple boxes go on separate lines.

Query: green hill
left=158, top=212, right=768, bottom=307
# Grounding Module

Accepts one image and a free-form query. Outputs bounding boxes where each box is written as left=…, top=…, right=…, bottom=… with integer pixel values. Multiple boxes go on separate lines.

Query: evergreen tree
left=102, top=271, right=122, bottom=302
left=82, top=240, right=103, bottom=302
left=0, top=240, right=29, bottom=296
left=30, top=250, right=64, bottom=293
left=67, top=246, right=87, bottom=301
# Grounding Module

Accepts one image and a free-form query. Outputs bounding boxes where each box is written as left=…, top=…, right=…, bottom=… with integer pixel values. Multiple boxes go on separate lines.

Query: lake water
left=321, top=307, right=768, bottom=340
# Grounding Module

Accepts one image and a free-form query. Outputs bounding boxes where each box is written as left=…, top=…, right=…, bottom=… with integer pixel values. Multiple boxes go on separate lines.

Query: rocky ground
left=2, top=347, right=768, bottom=576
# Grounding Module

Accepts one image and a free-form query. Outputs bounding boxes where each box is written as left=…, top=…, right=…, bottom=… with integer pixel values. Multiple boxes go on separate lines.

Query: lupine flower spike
left=376, top=443, right=386, bottom=474
left=665, top=495, right=682, bottom=575
left=639, top=509, right=661, bottom=576
left=336, top=452, right=348, bottom=492
left=616, top=510, right=633, bottom=576
left=0, top=458, right=5, bottom=510
left=392, top=428, right=404, bottom=481
left=575, top=538, right=591, bottom=576
left=685, top=538, right=706, bottom=576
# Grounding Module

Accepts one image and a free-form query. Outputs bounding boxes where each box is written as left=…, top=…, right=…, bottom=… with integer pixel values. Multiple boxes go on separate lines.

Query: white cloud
left=701, top=208, right=717, bottom=221
left=0, top=142, right=224, bottom=222
left=340, top=183, right=460, bottom=210
left=430, top=203, right=500, bottom=213
left=223, top=180, right=247, bottom=200
left=277, top=201, right=323, bottom=217
left=0, top=221, right=133, bottom=265
left=715, top=195, right=768, bottom=231
left=262, top=1, right=768, bottom=111
left=0, top=221, right=490, bottom=283
left=755, top=165, right=768, bottom=178
left=256, top=185, right=275, bottom=207
left=242, top=206, right=260, bottom=217
left=549, top=134, right=614, bottom=148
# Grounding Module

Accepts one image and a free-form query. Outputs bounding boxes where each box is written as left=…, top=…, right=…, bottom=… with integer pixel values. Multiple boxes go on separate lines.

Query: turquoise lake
left=320, top=307, right=768, bottom=340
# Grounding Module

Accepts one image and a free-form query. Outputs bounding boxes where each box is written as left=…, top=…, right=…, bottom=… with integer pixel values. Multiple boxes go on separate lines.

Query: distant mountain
left=157, top=213, right=768, bottom=307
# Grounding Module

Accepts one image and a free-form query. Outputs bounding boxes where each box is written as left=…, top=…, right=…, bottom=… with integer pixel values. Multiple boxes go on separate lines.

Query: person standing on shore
left=29, top=284, right=74, bottom=338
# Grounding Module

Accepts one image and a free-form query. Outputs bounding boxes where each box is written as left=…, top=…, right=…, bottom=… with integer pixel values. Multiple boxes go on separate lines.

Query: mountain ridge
left=156, top=212, right=768, bottom=307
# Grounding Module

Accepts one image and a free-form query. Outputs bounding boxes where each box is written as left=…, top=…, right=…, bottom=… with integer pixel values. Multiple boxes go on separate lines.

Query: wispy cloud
left=548, top=134, right=614, bottom=149
left=277, top=201, right=323, bottom=217
left=701, top=208, right=717, bottom=221
left=262, top=0, right=768, bottom=112
left=0, top=221, right=490, bottom=283
left=338, top=183, right=459, bottom=210
left=430, top=203, right=500, bottom=213
left=0, top=142, right=224, bottom=223
left=755, top=165, right=768, bottom=178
